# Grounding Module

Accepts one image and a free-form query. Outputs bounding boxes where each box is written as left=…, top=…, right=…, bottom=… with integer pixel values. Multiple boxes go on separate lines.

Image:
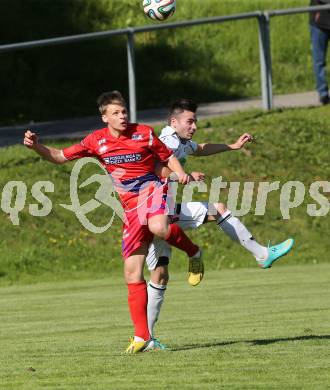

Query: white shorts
left=146, top=201, right=208, bottom=271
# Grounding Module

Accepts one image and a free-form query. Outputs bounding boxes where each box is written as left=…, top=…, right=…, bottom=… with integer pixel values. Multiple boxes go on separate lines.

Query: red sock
left=165, top=223, right=199, bottom=257
left=127, top=281, right=150, bottom=341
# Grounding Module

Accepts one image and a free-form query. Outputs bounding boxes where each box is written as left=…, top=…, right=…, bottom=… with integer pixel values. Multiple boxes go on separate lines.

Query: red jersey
left=62, top=123, right=172, bottom=205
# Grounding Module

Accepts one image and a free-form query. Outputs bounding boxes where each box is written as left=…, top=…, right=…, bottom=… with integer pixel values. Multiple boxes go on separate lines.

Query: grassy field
left=1, top=263, right=330, bottom=389
left=1, top=106, right=330, bottom=284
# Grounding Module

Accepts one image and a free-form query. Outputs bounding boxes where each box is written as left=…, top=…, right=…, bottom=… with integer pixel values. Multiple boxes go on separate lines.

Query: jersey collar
left=161, top=125, right=176, bottom=135
left=162, top=125, right=188, bottom=144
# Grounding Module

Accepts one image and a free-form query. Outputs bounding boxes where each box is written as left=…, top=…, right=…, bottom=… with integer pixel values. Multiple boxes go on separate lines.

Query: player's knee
left=124, top=270, right=144, bottom=284
left=148, top=220, right=168, bottom=239
left=124, top=264, right=144, bottom=284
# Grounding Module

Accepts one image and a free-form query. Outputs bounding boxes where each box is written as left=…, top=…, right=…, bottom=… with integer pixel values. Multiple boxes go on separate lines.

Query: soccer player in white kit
left=144, top=99, right=294, bottom=350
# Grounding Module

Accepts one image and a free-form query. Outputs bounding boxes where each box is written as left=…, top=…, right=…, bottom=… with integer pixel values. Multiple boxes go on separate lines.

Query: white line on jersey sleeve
left=60, top=150, right=68, bottom=161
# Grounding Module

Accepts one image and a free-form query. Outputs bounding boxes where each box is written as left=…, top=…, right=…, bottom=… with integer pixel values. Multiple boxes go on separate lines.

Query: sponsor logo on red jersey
left=131, top=133, right=144, bottom=140
left=103, top=153, right=142, bottom=165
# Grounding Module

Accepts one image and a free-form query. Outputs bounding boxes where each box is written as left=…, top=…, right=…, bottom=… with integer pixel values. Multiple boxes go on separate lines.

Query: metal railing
left=1, top=4, right=330, bottom=122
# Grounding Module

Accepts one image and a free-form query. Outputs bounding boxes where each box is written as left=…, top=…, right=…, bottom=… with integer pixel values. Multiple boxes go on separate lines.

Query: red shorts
left=121, top=181, right=169, bottom=259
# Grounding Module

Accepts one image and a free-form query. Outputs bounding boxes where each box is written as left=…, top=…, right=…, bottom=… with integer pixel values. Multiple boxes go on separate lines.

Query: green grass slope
left=1, top=264, right=330, bottom=389
left=134, top=0, right=318, bottom=105
left=0, top=106, right=330, bottom=284
left=2, top=0, right=328, bottom=124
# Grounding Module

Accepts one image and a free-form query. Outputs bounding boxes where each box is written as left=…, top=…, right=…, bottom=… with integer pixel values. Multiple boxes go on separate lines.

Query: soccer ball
left=143, top=0, right=176, bottom=21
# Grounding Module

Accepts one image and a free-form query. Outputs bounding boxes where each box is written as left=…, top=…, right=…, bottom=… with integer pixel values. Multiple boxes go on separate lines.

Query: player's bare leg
left=207, top=203, right=294, bottom=267
left=124, top=243, right=150, bottom=353
left=148, top=214, right=204, bottom=285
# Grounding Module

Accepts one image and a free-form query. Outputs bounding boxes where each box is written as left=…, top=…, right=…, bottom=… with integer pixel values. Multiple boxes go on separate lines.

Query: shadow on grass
left=250, top=334, right=330, bottom=345
left=136, top=40, right=243, bottom=110
left=171, top=335, right=330, bottom=352
left=1, top=32, right=245, bottom=126
left=171, top=340, right=238, bottom=351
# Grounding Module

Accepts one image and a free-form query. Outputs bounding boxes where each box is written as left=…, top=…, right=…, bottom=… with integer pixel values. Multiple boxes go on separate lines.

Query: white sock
left=147, top=281, right=167, bottom=338
left=134, top=336, right=145, bottom=342
left=217, top=210, right=268, bottom=260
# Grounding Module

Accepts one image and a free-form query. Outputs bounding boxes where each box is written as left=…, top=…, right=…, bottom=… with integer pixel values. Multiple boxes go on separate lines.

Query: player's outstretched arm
left=23, top=130, right=67, bottom=164
left=195, top=133, right=253, bottom=156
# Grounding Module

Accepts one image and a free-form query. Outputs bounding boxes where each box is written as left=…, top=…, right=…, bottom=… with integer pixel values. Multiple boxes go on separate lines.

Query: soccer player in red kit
left=23, top=90, right=203, bottom=353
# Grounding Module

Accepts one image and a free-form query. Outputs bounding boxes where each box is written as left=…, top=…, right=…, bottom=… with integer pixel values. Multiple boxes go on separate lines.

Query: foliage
left=0, top=0, right=326, bottom=125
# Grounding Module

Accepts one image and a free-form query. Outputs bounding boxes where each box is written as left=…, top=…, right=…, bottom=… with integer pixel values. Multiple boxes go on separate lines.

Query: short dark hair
left=169, top=98, right=198, bottom=120
left=97, top=90, right=127, bottom=114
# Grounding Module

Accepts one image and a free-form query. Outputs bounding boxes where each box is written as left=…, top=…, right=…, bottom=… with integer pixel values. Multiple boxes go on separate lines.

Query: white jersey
left=146, top=126, right=207, bottom=269
left=159, top=126, right=198, bottom=166
left=146, top=202, right=208, bottom=270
